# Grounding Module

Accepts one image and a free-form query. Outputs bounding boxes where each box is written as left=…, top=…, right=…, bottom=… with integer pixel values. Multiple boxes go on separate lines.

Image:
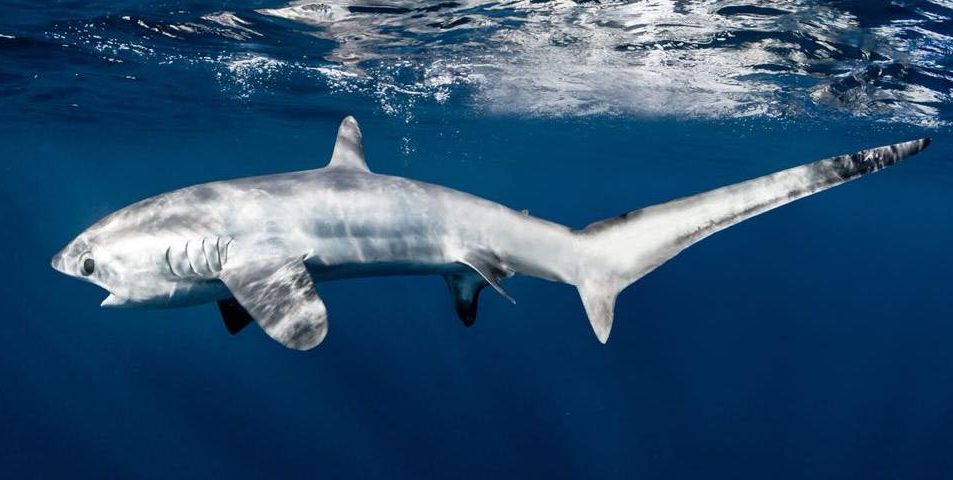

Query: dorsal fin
left=327, top=116, right=369, bottom=172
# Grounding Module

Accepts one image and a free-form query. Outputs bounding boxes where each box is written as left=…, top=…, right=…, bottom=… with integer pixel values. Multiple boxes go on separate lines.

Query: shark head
left=51, top=196, right=212, bottom=308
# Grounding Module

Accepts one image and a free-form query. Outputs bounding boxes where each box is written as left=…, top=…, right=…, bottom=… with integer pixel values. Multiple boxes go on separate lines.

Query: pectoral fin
left=219, top=256, right=328, bottom=350
left=217, top=298, right=254, bottom=335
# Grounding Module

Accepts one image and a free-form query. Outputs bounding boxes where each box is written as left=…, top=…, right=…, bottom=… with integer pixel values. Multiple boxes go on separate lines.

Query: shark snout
left=52, top=247, right=129, bottom=307
left=50, top=248, right=68, bottom=275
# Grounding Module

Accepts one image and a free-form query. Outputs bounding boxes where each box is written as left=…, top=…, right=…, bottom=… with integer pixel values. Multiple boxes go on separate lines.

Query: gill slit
left=200, top=237, right=214, bottom=272
left=184, top=240, right=199, bottom=275
left=223, top=238, right=234, bottom=266
left=215, top=237, right=225, bottom=270
left=165, top=246, right=182, bottom=278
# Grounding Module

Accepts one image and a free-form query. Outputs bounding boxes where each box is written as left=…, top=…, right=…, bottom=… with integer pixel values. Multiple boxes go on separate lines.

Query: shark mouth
left=100, top=293, right=129, bottom=308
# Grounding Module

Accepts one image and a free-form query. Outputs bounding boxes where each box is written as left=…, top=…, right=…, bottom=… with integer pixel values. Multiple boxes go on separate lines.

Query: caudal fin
left=577, top=282, right=617, bottom=343
left=573, top=138, right=931, bottom=343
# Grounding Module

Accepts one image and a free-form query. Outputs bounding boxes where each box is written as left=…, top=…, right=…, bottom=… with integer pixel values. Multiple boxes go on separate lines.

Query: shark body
left=51, top=117, right=931, bottom=350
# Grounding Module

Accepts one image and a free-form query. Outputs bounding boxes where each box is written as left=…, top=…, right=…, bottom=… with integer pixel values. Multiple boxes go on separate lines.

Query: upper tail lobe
left=573, top=138, right=931, bottom=343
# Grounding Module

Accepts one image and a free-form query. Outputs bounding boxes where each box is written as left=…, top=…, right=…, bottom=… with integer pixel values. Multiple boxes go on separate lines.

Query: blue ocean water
left=2, top=1, right=953, bottom=478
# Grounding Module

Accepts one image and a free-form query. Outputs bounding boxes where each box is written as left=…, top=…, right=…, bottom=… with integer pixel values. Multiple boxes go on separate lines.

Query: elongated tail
left=574, top=138, right=931, bottom=343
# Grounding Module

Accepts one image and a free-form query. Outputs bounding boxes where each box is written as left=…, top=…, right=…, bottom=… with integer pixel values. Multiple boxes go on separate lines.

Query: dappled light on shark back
left=51, top=116, right=932, bottom=350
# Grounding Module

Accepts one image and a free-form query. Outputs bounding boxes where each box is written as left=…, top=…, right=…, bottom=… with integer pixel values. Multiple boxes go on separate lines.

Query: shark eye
left=81, top=257, right=95, bottom=276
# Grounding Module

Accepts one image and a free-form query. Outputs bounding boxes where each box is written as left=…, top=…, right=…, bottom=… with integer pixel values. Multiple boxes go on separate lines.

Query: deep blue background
left=4, top=113, right=952, bottom=479
left=3, top=1, right=953, bottom=479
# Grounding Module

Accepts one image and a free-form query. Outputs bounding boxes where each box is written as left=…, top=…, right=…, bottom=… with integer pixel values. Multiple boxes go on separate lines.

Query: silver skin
left=51, top=117, right=931, bottom=350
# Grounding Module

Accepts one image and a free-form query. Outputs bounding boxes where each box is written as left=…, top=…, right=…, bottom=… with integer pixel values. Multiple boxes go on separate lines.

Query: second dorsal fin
left=327, top=116, right=369, bottom=172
